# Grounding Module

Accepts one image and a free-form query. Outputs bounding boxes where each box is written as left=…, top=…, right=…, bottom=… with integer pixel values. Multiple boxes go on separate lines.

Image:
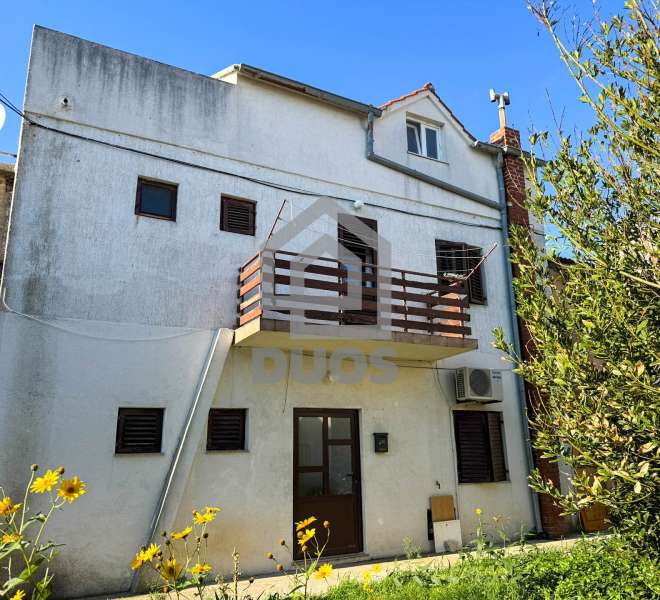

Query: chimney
left=489, top=93, right=572, bottom=539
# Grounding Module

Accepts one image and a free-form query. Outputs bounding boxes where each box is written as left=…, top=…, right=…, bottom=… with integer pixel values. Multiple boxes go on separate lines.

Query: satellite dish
left=0, top=104, right=6, bottom=131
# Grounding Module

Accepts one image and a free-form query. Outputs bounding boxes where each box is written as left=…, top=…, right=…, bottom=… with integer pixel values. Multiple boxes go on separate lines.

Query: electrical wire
left=0, top=93, right=507, bottom=233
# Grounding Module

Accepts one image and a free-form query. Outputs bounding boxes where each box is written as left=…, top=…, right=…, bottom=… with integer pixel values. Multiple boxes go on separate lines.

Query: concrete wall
left=0, top=27, right=536, bottom=597
left=175, top=347, right=534, bottom=579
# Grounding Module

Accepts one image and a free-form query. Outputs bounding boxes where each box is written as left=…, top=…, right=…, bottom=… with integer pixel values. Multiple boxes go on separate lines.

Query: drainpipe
left=366, top=111, right=500, bottom=210
left=492, top=150, right=543, bottom=534
left=129, top=328, right=223, bottom=593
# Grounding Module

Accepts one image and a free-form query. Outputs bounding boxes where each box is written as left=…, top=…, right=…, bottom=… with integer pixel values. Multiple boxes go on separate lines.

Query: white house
left=0, top=26, right=557, bottom=598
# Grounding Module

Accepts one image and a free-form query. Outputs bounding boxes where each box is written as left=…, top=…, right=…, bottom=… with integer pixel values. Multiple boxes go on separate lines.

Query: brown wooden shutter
left=466, top=245, right=486, bottom=304
left=115, top=408, right=164, bottom=454
left=487, top=412, right=507, bottom=482
left=454, top=411, right=507, bottom=483
left=207, top=409, right=246, bottom=451
left=221, top=197, right=256, bottom=235
left=454, top=411, right=491, bottom=483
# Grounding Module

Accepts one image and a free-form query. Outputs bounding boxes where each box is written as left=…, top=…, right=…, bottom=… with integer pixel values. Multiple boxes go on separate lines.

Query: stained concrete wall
left=0, top=26, right=536, bottom=597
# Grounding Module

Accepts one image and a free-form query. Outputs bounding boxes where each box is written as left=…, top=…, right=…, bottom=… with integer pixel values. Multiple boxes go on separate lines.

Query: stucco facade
left=0, top=26, right=539, bottom=597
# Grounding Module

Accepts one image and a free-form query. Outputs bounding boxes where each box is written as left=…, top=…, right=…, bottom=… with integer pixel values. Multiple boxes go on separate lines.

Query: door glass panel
left=298, top=416, right=323, bottom=466
left=328, top=417, right=351, bottom=440
left=329, top=445, right=353, bottom=495
left=299, top=472, right=323, bottom=497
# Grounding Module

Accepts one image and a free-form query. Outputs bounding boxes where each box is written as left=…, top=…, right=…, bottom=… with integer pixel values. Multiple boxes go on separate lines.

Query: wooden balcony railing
left=237, top=250, right=471, bottom=338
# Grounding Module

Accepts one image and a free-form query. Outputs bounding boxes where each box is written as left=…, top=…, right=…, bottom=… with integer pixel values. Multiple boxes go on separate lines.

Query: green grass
left=315, top=537, right=659, bottom=600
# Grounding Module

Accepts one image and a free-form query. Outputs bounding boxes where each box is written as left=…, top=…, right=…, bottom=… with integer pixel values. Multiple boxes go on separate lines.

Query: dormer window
left=406, top=119, right=444, bottom=161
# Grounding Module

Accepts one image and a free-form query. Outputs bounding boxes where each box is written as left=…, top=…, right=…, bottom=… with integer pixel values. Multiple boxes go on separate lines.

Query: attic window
left=407, top=119, right=444, bottom=161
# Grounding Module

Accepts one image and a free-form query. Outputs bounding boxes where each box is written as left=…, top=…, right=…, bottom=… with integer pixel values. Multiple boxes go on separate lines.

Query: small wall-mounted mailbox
left=373, top=432, right=388, bottom=453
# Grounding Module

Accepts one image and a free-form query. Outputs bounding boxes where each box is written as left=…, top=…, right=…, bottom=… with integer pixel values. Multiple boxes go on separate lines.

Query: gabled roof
left=213, top=63, right=382, bottom=117
left=380, top=82, right=478, bottom=143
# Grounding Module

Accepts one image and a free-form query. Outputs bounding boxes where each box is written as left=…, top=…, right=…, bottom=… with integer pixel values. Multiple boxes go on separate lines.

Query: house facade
left=0, top=26, right=558, bottom=597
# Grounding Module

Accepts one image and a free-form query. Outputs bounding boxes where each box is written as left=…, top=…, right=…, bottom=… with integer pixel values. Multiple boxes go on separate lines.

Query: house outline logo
left=261, top=196, right=393, bottom=340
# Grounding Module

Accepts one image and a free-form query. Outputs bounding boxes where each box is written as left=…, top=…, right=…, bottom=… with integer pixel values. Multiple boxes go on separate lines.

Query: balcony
left=234, top=250, right=478, bottom=362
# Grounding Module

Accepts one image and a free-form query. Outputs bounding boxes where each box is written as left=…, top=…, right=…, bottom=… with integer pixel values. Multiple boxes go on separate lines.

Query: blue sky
left=1, top=1, right=616, bottom=158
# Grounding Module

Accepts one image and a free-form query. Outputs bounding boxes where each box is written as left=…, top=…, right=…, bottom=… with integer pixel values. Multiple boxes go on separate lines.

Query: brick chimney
left=489, top=125, right=572, bottom=538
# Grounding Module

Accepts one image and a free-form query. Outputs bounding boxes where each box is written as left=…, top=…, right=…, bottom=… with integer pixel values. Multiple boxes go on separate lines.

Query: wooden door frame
left=293, top=408, right=363, bottom=557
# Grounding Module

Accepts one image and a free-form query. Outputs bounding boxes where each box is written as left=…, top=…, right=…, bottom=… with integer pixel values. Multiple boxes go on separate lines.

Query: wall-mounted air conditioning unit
left=454, top=368, right=502, bottom=403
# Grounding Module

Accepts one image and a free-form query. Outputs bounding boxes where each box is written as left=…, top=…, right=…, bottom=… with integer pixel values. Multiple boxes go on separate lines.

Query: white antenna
left=0, top=104, right=6, bottom=131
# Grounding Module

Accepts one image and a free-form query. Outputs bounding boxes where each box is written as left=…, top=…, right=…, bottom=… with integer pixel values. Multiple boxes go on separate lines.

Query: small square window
left=135, top=178, right=177, bottom=221
left=221, top=196, right=256, bottom=236
left=407, top=119, right=444, bottom=161
left=115, top=407, right=164, bottom=454
left=207, top=409, right=246, bottom=451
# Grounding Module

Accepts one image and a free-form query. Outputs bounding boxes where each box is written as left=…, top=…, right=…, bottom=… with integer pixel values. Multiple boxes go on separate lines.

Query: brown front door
left=293, top=409, right=363, bottom=557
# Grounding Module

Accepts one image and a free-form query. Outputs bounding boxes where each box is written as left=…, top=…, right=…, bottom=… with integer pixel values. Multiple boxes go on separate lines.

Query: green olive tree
left=495, top=0, right=659, bottom=550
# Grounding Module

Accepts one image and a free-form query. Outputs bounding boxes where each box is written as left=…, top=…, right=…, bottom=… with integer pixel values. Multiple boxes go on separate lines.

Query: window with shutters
left=115, top=407, right=164, bottom=454
left=221, top=196, right=256, bottom=235
left=453, top=411, right=507, bottom=483
left=435, top=240, right=487, bottom=304
left=135, top=178, right=177, bottom=221
left=207, top=409, right=247, bottom=451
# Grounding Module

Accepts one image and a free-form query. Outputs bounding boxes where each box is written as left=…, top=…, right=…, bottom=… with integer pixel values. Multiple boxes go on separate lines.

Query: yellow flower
left=2, top=533, right=21, bottom=544
left=159, top=557, right=181, bottom=581
left=362, top=570, right=372, bottom=583
left=372, top=564, right=382, bottom=574
left=193, top=507, right=219, bottom=524
left=131, top=551, right=145, bottom=570
left=314, top=563, right=333, bottom=580
left=295, top=516, right=317, bottom=532
left=297, top=528, right=315, bottom=547
left=0, top=497, right=21, bottom=515
left=142, top=543, right=160, bottom=562
left=190, top=562, right=212, bottom=575
left=30, top=470, right=60, bottom=494
left=58, top=476, right=86, bottom=503
left=10, top=590, right=25, bottom=600
left=475, top=507, right=482, bottom=516
left=171, top=526, right=192, bottom=540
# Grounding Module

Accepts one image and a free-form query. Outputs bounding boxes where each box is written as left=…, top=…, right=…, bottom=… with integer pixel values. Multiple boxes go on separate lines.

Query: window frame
left=406, top=118, right=445, bottom=161
left=435, top=240, right=487, bottom=305
left=115, top=407, right=164, bottom=455
left=135, top=177, right=178, bottom=221
left=220, top=196, right=256, bottom=236
left=206, top=408, right=247, bottom=451
left=453, top=410, right=507, bottom=484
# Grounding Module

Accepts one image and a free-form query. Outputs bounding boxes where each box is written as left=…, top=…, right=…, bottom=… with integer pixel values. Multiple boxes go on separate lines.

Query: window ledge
left=407, top=151, right=449, bottom=165
left=205, top=449, right=249, bottom=454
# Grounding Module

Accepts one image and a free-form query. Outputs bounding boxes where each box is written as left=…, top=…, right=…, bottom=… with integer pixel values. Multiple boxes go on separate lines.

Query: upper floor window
left=407, top=119, right=444, bottom=161
left=221, top=196, right=256, bottom=236
left=436, top=240, right=487, bottom=304
left=135, top=178, right=177, bottom=221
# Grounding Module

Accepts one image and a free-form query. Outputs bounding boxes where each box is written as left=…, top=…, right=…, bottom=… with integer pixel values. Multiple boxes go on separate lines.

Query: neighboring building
left=0, top=26, right=567, bottom=598
left=0, top=162, right=14, bottom=274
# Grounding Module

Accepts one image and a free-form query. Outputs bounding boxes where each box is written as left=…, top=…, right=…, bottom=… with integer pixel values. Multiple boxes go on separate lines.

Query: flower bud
left=161, top=531, right=167, bottom=537
left=266, top=552, right=274, bottom=560
left=56, top=467, right=65, bottom=475
left=301, top=545, right=308, bottom=553
left=276, top=563, right=284, bottom=572
left=203, top=532, right=209, bottom=539
left=323, top=521, right=330, bottom=529
left=165, top=540, right=171, bottom=546
left=249, top=577, right=255, bottom=584
left=279, top=538, right=286, bottom=546
left=30, top=464, right=38, bottom=471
